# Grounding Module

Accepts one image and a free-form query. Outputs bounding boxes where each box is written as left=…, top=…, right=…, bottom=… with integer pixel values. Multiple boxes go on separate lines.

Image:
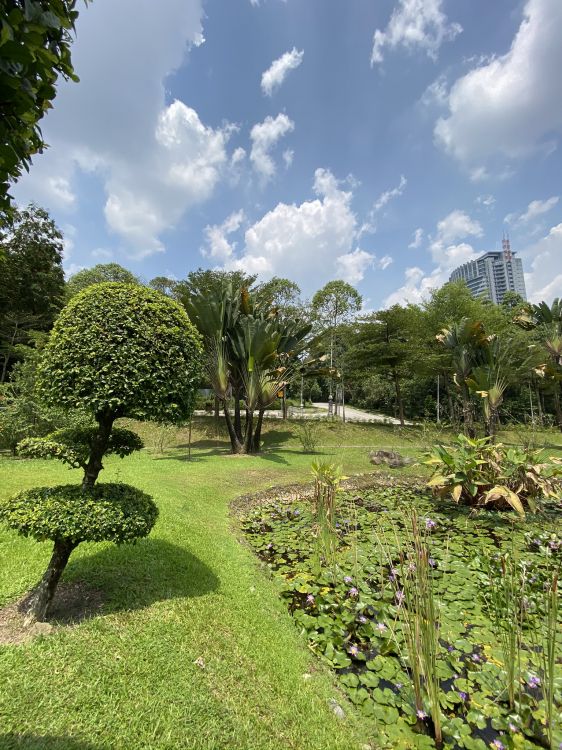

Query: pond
left=241, top=483, right=561, bottom=750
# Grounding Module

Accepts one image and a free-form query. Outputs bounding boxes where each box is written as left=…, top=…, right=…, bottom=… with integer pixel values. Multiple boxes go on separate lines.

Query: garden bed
left=240, top=480, right=561, bottom=750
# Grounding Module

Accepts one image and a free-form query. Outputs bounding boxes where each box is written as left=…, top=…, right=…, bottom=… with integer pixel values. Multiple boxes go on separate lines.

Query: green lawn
left=1, top=418, right=561, bottom=750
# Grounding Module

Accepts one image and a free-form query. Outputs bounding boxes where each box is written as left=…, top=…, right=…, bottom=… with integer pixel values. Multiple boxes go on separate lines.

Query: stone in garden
left=328, top=699, right=346, bottom=720
left=369, top=450, right=412, bottom=468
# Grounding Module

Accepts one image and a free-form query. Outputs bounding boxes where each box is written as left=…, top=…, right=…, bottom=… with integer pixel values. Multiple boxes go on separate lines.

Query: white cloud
left=336, top=249, right=375, bottom=284
left=201, top=210, right=246, bottom=262
left=520, top=223, right=562, bottom=302
left=282, top=148, right=294, bottom=169
left=91, top=248, right=113, bottom=260
left=475, top=194, right=496, bottom=208
left=12, top=0, right=236, bottom=259
left=261, top=48, right=304, bottom=96
left=378, top=255, right=394, bottom=270
left=420, top=74, right=449, bottom=109
left=371, top=0, right=461, bottom=66
left=409, top=228, right=424, bottom=248
left=250, top=113, right=295, bottom=181
left=435, top=0, right=562, bottom=167
left=505, top=196, right=559, bottom=226
left=385, top=209, right=482, bottom=306
left=226, top=168, right=357, bottom=291
left=61, top=223, right=76, bottom=262
left=374, top=175, right=407, bottom=212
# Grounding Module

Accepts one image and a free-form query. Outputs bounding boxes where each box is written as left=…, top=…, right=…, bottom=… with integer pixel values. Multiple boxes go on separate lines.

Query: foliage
left=425, top=434, right=562, bottom=515
left=0, top=482, right=158, bottom=545
left=0, top=1, right=88, bottom=215
left=242, top=484, right=562, bottom=749
left=18, top=426, right=143, bottom=468
left=66, top=263, right=140, bottom=298
left=38, top=283, right=203, bottom=424
left=296, top=421, right=320, bottom=453
left=0, top=204, right=65, bottom=380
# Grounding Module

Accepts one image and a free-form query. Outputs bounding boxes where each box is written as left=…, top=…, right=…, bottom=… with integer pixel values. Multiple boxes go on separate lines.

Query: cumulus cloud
left=435, top=0, right=562, bottom=168
left=505, top=196, right=559, bottom=226
left=12, top=0, right=237, bottom=258
left=385, top=209, right=482, bottom=306
left=250, top=113, right=295, bottom=181
left=261, top=47, right=304, bottom=96
left=371, top=0, right=461, bottom=66
left=409, top=228, right=424, bottom=248
left=226, top=168, right=358, bottom=289
left=520, top=223, right=562, bottom=302
left=201, top=210, right=246, bottom=262
left=475, top=194, right=496, bottom=209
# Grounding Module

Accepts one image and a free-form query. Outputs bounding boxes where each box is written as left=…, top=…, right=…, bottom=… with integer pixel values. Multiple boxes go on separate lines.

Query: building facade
left=449, top=244, right=527, bottom=304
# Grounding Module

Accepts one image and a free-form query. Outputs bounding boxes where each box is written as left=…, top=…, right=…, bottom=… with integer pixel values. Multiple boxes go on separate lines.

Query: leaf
left=452, top=484, right=463, bottom=503
left=483, top=485, right=525, bottom=517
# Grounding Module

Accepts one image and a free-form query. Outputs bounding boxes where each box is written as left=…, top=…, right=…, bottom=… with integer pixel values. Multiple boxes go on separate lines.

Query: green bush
left=38, top=283, right=203, bottom=424
left=18, top=426, right=144, bottom=468
left=0, top=483, right=158, bottom=545
left=425, top=434, right=562, bottom=516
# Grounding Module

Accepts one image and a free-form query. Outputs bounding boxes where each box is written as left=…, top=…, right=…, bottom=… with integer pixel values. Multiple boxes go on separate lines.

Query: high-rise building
left=449, top=239, right=527, bottom=304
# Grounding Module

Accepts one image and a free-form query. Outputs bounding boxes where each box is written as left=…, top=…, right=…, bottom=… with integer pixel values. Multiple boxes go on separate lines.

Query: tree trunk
left=461, top=385, right=475, bottom=438
left=243, top=410, right=254, bottom=453
left=253, top=409, right=265, bottom=453
left=553, top=388, right=562, bottom=433
left=0, top=320, right=19, bottom=384
left=223, top=402, right=243, bottom=453
left=24, top=538, right=77, bottom=623
left=392, top=368, right=405, bottom=426
left=233, top=385, right=243, bottom=443
left=82, top=412, right=115, bottom=489
left=214, top=395, right=220, bottom=432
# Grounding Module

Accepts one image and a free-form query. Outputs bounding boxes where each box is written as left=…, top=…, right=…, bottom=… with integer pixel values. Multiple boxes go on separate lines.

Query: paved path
left=312, top=402, right=410, bottom=425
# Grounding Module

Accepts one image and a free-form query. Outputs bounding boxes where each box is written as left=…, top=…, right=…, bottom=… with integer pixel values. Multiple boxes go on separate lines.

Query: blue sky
left=13, top=0, right=562, bottom=307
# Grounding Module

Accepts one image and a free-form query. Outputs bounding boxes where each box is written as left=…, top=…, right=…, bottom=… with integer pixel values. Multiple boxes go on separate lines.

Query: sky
left=12, top=0, right=562, bottom=308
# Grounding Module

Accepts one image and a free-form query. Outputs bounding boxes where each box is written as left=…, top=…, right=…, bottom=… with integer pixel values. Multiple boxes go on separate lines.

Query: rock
left=369, top=450, right=412, bottom=468
left=28, top=621, right=54, bottom=637
left=194, top=656, right=206, bottom=669
left=329, top=699, right=346, bottom=720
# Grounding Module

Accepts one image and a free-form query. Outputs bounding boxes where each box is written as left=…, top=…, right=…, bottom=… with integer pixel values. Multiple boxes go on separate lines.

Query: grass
left=0, top=417, right=561, bottom=750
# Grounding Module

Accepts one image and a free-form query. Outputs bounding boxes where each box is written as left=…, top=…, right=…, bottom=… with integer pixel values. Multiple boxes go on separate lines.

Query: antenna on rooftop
left=502, top=233, right=513, bottom=261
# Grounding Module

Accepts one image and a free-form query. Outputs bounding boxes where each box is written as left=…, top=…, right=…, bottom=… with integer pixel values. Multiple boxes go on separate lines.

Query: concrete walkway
left=312, top=402, right=410, bottom=425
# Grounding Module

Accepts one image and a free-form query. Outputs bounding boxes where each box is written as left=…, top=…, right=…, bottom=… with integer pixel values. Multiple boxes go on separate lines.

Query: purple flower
left=395, top=682, right=403, bottom=690
left=358, top=615, right=368, bottom=624
left=293, top=509, right=300, bottom=516
left=446, top=644, right=454, bottom=653
left=306, top=594, right=315, bottom=605
left=429, top=558, right=436, bottom=568
left=472, top=653, right=481, bottom=663
left=344, top=576, right=353, bottom=584
left=508, top=723, right=518, bottom=733
left=266, top=543, right=273, bottom=549
left=349, top=645, right=359, bottom=657
left=408, top=562, right=416, bottom=572
left=416, top=709, right=427, bottom=720
left=389, top=567, right=399, bottom=582
left=458, top=691, right=468, bottom=701
left=376, top=622, right=387, bottom=632
left=425, top=518, right=436, bottom=530
left=491, top=741, right=505, bottom=750
left=348, top=587, right=359, bottom=598
left=528, top=675, right=541, bottom=688
left=395, top=590, right=405, bottom=604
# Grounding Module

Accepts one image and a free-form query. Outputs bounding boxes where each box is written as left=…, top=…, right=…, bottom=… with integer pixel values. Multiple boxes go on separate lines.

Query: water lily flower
left=395, top=590, right=405, bottom=604
left=458, top=691, right=468, bottom=701
left=508, top=723, right=518, bottom=733
left=348, top=587, right=359, bottom=597
left=344, top=576, right=353, bottom=584
left=416, top=709, right=427, bottom=720
left=389, top=567, right=399, bottom=582
left=527, top=675, right=540, bottom=688
left=306, top=594, right=315, bottom=605
left=429, top=558, right=436, bottom=568
left=349, top=645, right=359, bottom=657
left=425, top=518, right=436, bottom=530
left=376, top=622, right=387, bottom=632
left=358, top=615, right=368, bottom=624
left=490, top=740, right=505, bottom=750
left=472, top=653, right=481, bottom=662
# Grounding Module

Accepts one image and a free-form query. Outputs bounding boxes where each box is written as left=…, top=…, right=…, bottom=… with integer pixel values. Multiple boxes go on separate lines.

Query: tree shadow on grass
left=0, top=734, right=106, bottom=750
left=59, top=537, right=219, bottom=619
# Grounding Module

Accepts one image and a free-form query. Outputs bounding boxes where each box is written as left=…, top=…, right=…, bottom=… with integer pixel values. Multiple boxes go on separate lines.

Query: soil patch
left=0, top=580, right=105, bottom=646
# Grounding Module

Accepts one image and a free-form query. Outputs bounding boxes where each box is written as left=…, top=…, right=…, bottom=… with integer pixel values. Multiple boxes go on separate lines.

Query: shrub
left=425, top=434, right=562, bottom=516
left=0, top=483, right=158, bottom=621
left=18, top=426, right=144, bottom=469
left=296, top=421, right=320, bottom=453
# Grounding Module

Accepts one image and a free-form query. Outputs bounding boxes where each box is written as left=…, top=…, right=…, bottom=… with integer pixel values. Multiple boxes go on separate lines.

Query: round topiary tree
left=0, top=283, right=203, bottom=622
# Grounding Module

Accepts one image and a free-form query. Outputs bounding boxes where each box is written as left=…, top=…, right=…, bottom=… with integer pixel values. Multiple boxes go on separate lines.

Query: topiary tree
left=0, top=283, right=203, bottom=622
left=38, top=282, right=203, bottom=488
